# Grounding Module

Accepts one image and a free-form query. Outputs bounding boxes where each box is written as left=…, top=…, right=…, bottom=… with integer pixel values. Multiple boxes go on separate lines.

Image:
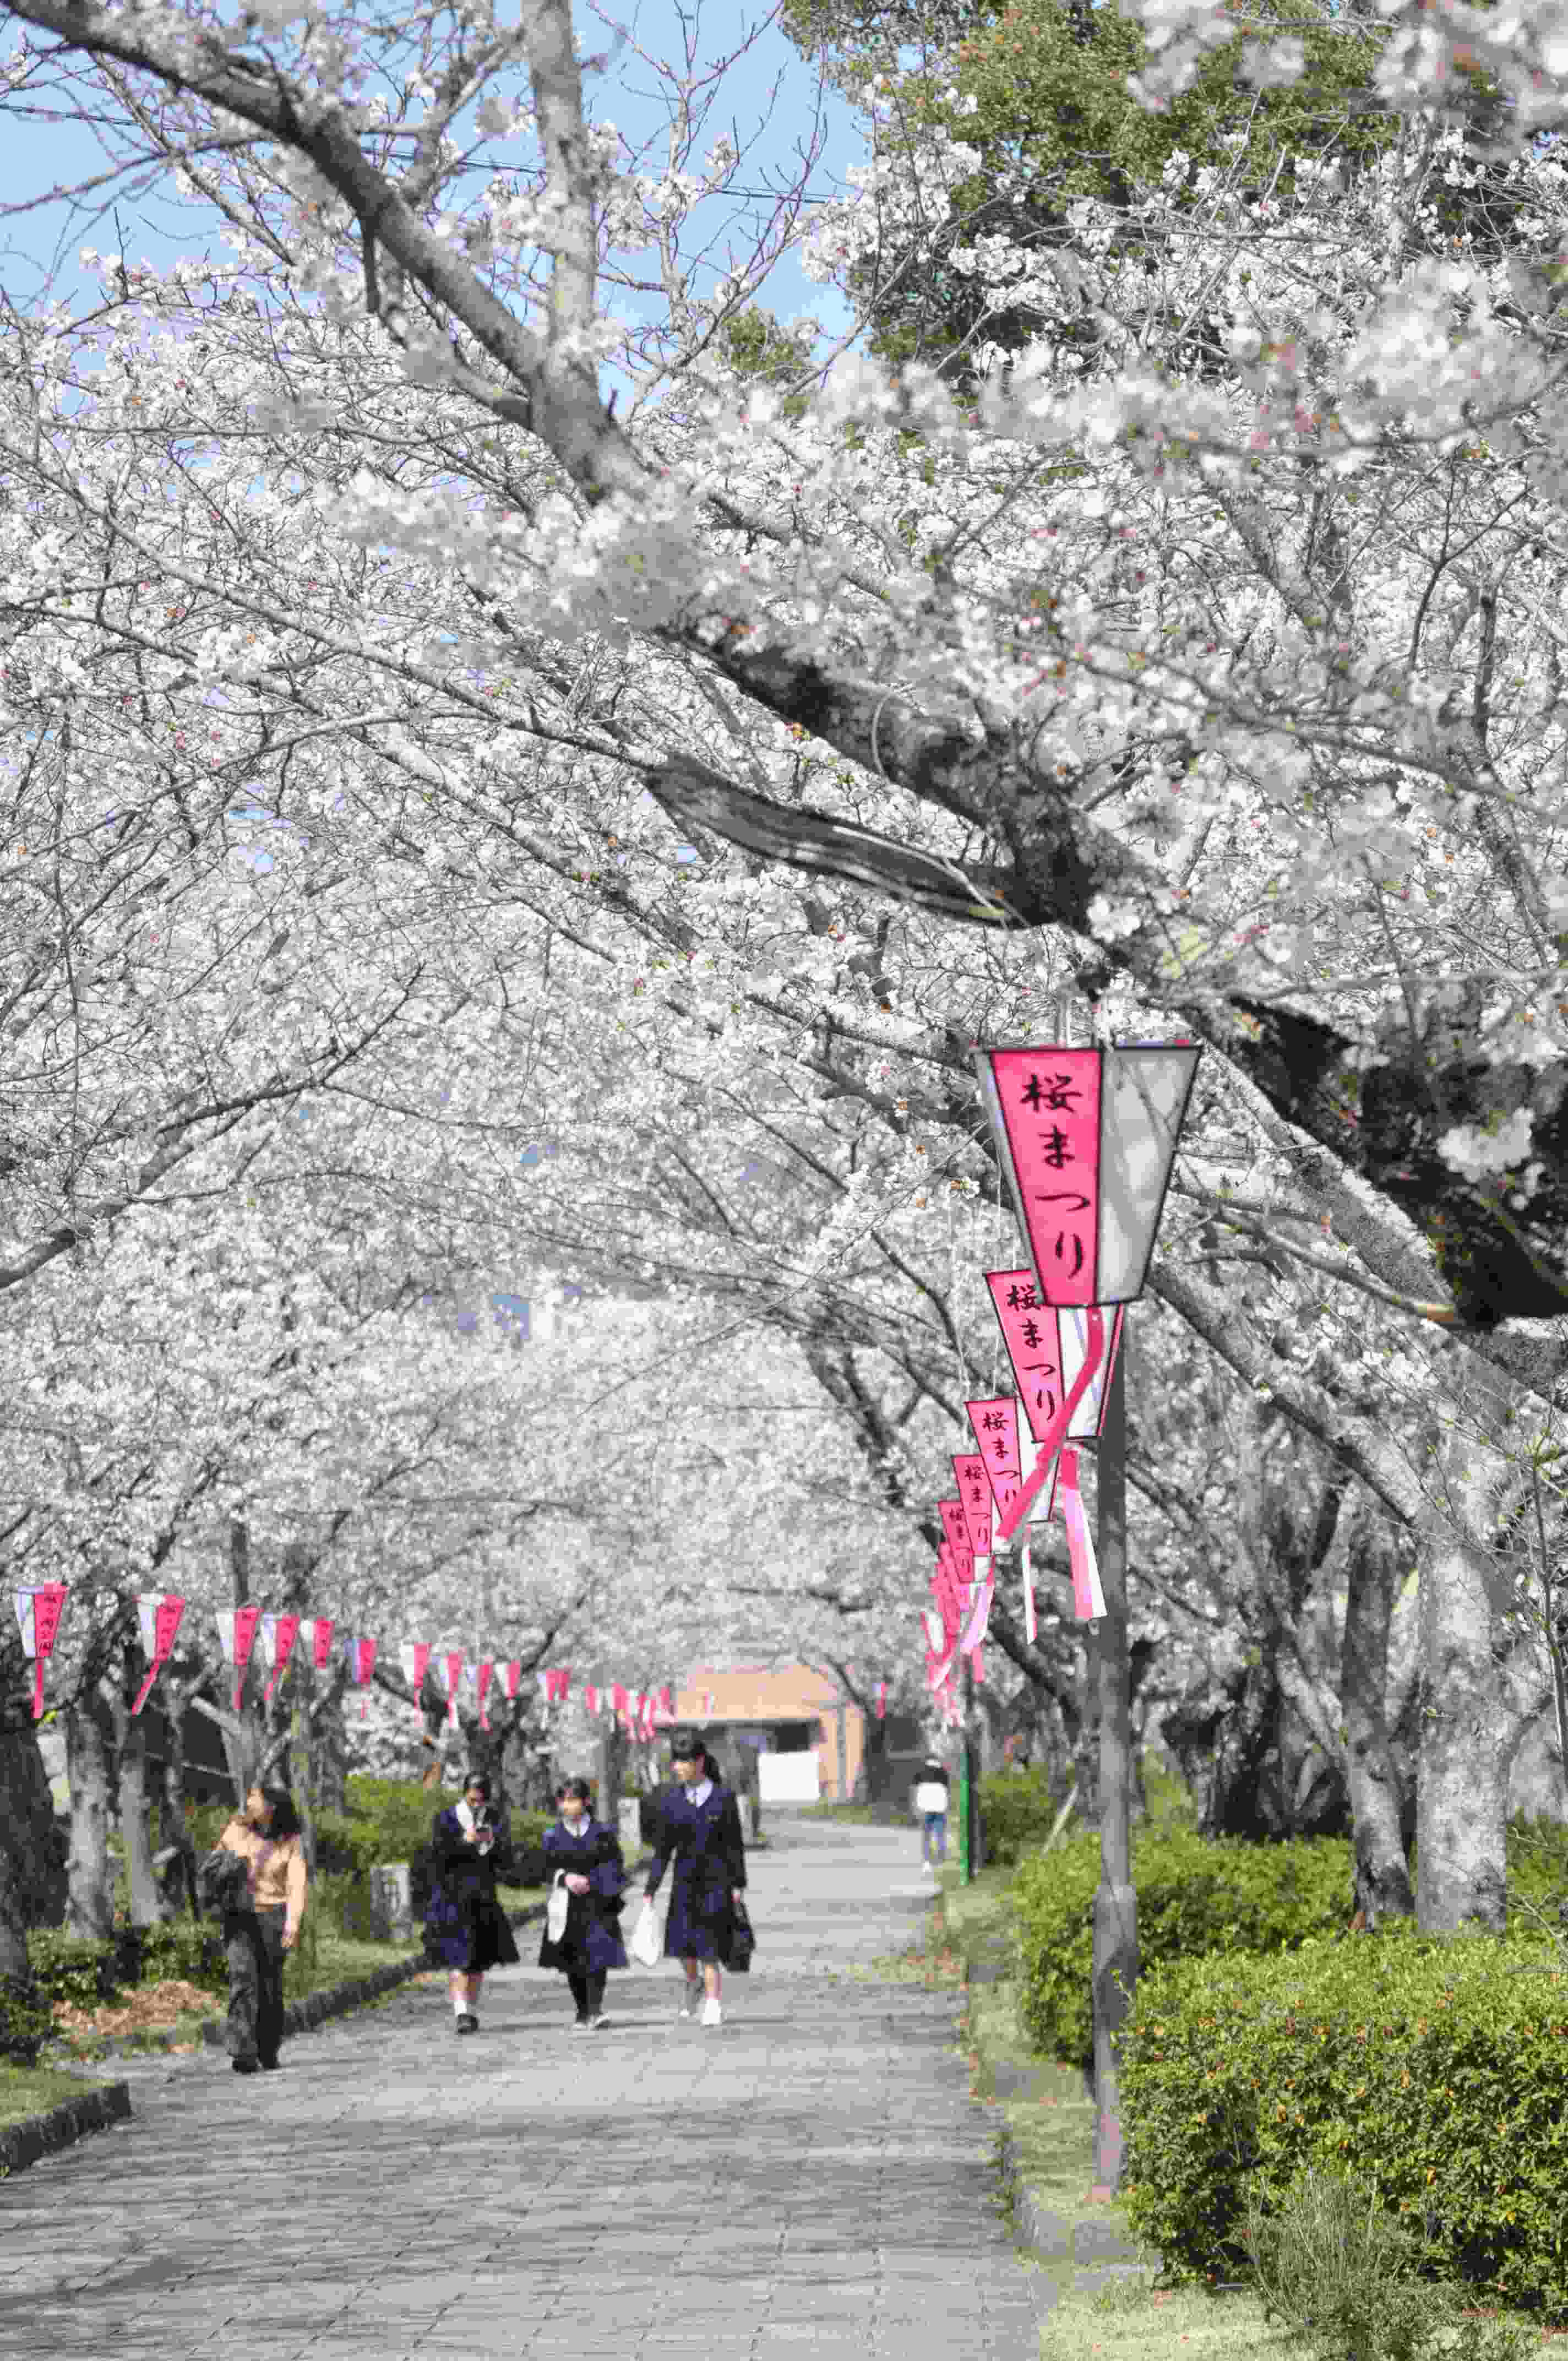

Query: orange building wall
left=676, top=1664, right=866, bottom=1802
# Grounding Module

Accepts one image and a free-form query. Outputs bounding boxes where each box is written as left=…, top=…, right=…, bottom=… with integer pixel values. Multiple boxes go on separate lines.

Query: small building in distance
left=673, top=1662, right=925, bottom=1809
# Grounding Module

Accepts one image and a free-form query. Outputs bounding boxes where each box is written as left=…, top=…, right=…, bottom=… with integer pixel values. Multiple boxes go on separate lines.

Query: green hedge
left=0, top=1975, right=55, bottom=2066
left=1013, top=1827, right=1354, bottom=2071
left=1118, top=1924, right=1568, bottom=2321
left=977, top=1765, right=1065, bottom=1867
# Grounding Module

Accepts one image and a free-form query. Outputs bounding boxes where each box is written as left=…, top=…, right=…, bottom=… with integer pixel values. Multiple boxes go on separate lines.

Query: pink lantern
left=475, top=1660, right=494, bottom=1731
left=260, top=1613, right=301, bottom=1706
left=974, top=1045, right=1198, bottom=1307
left=13, top=1584, right=68, bottom=1721
left=977, top=1037, right=1199, bottom=1601
left=132, top=1593, right=186, bottom=1716
left=952, top=1454, right=994, bottom=1563
left=343, top=1634, right=377, bottom=1719
left=400, top=1640, right=433, bottom=1723
left=439, top=1651, right=464, bottom=1727
left=966, top=1397, right=1023, bottom=1530
left=308, top=1617, right=335, bottom=1671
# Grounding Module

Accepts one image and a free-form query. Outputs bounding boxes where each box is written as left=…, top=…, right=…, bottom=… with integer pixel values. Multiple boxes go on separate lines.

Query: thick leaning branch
left=9, top=0, right=1568, bottom=1323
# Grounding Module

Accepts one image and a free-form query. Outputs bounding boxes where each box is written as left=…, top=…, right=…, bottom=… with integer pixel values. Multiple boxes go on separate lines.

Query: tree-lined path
left=0, top=1819, right=1042, bottom=2361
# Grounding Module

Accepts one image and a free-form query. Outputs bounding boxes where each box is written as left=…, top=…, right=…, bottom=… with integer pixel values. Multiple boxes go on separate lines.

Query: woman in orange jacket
left=214, top=1785, right=309, bottom=2073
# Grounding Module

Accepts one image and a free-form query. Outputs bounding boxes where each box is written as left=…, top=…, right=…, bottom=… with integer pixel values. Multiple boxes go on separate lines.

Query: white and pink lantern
left=343, top=1634, right=377, bottom=1720
left=14, top=1584, right=68, bottom=1721
left=976, top=1038, right=1198, bottom=1604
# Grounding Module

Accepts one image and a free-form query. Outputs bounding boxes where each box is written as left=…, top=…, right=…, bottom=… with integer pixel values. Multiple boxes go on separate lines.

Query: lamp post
left=974, top=1032, right=1196, bottom=2193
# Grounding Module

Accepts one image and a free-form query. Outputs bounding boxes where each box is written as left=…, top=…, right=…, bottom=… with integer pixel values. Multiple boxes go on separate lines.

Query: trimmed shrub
left=1118, top=1924, right=1568, bottom=2321
left=137, top=1919, right=228, bottom=1993
left=28, top=1930, right=127, bottom=2011
left=1014, top=1827, right=1354, bottom=2071
left=977, top=1765, right=1066, bottom=1867
left=0, top=1973, right=54, bottom=2066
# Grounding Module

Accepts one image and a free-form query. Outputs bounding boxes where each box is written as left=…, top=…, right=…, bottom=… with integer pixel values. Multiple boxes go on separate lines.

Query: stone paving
left=0, top=1817, right=1043, bottom=2361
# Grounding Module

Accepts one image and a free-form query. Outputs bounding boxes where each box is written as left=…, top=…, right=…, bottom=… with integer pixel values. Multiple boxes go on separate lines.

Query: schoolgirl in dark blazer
left=423, top=1772, right=519, bottom=2034
left=527, top=1777, right=628, bottom=2031
left=642, top=1728, right=747, bottom=2029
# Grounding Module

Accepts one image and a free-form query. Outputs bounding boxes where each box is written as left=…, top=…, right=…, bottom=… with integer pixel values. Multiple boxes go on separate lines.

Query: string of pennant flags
left=10, top=1586, right=681, bottom=1737
left=923, top=1041, right=1198, bottom=1718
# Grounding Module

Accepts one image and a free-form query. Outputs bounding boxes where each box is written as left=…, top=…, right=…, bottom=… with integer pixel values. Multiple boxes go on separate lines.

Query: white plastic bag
left=546, top=1874, right=570, bottom=1943
left=629, top=1898, right=662, bottom=1968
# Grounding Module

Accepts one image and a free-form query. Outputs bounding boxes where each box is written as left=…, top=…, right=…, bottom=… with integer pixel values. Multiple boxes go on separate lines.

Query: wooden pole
left=1091, top=1328, right=1136, bottom=2195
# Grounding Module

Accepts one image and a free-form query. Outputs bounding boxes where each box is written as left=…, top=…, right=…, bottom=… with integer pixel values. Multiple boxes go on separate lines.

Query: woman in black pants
left=212, top=1785, right=309, bottom=2073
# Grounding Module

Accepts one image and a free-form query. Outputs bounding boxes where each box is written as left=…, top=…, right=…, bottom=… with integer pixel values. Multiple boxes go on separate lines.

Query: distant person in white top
left=912, top=1759, right=951, bottom=1874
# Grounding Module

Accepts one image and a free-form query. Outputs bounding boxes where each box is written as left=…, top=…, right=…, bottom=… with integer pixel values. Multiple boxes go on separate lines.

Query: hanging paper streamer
left=307, top=1617, right=335, bottom=1671
left=475, top=1660, right=494, bottom=1732
left=545, top=1667, right=572, bottom=1705
left=582, top=1682, right=600, bottom=1717
left=215, top=1606, right=262, bottom=1713
left=439, top=1651, right=464, bottom=1727
left=611, top=1683, right=629, bottom=1718
left=502, top=1661, right=522, bottom=1707
left=400, top=1640, right=433, bottom=1723
left=132, top=1593, right=186, bottom=1716
left=959, top=1569, right=994, bottom=1658
left=343, top=1634, right=377, bottom=1720
left=1059, top=1449, right=1107, bottom=1621
left=875, top=1679, right=887, bottom=1721
left=1022, top=1534, right=1037, bottom=1646
left=14, top=1584, right=68, bottom=1721
left=260, top=1613, right=301, bottom=1706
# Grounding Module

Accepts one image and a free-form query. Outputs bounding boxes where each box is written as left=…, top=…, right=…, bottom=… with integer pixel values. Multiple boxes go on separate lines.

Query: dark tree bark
left=1341, top=1505, right=1416, bottom=1926
left=108, top=1667, right=168, bottom=1929
left=1415, top=1420, right=1511, bottom=1933
left=63, top=1698, right=116, bottom=1939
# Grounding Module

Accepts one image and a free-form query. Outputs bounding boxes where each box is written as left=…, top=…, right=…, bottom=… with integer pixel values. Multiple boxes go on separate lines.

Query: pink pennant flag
left=13, top=1584, right=68, bottom=1721
left=1022, top=1535, right=1037, bottom=1645
left=399, top=1640, right=432, bottom=1722
left=476, top=1660, right=494, bottom=1731
left=583, top=1682, right=600, bottom=1717
left=502, top=1661, right=522, bottom=1702
left=1059, top=1449, right=1106, bottom=1621
left=215, top=1606, right=262, bottom=1713
left=132, top=1593, right=186, bottom=1716
left=611, top=1683, right=629, bottom=1717
left=440, top=1651, right=464, bottom=1726
left=308, top=1616, right=335, bottom=1671
left=875, top=1679, right=886, bottom=1720
left=260, top=1613, right=300, bottom=1705
left=343, top=1633, right=377, bottom=1719
left=546, top=1667, right=571, bottom=1704
left=967, top=1396, right=1023, bottom=1530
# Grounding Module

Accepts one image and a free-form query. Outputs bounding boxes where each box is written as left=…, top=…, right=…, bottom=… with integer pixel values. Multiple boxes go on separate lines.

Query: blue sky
left=0, top=1, right=863, bottom=382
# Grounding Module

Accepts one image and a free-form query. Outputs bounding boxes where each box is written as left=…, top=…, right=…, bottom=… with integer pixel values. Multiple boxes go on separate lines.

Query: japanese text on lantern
left=985, top=1269, right=1060, bottom=1442
left=988, top=1049, right=1100, bottom=1304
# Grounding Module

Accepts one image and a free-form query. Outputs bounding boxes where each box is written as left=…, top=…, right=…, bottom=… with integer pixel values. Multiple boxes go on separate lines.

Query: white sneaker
left=701, top=1996, right=722, bottom=2029
left=922, top=1859, right=934, bottom=1877
left=678, top=1983, right=700, bottom=2020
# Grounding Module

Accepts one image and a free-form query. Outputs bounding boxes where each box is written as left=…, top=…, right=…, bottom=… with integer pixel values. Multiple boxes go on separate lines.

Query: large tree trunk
left=156, top=1690, right=198, bottom=1921
left=219, top=1515, right=260, bottom=1802
left=0, top=1656, right=67, bottom=1935
left=1341, top=1506, right=1415, bottom=1926
left=109, top=1676, right=168, bottom=1929
left=63, top=1699, right=116, bottom=1939
left=1415, top=1422, right=1510, bottom=1933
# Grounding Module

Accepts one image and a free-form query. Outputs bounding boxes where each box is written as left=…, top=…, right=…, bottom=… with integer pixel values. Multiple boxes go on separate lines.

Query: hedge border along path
left=7, top=1854, right=652, bottom=2174
left=0, top=2079, right=132, bottom=2180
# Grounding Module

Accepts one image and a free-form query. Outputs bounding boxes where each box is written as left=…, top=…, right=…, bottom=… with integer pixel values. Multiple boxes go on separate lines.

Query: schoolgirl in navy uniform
left=532, top=1776, right=628, bottom=2030
left=641, top=1728, right=747, bottom=2028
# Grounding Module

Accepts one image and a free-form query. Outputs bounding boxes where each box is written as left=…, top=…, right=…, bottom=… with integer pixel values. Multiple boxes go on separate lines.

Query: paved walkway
left=0, top=1818, right=1042, bottom=2361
